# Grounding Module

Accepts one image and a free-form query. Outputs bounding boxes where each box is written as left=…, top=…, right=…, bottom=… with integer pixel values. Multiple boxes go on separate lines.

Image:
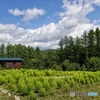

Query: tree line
left=0, top=27, right=100, bottom=71
left=0, top=43, right=57, bottom=69
left=58, top=27, right=100, bottom=71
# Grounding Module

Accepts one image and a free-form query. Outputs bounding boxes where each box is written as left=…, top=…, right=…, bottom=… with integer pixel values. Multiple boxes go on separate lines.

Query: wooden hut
left=0, top=58, right=22, bottom=69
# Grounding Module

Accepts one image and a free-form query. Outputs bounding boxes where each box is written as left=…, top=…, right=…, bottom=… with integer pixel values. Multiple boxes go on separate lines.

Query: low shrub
left=38, top=77, right=45, bottom=83
left=27, top=82, right=34, bottom=92
left=0, top=75, right=5, bottom=85
left=69, top=79, right=75, bottom=87
left=9, top=83, right=17, bottom=93
left=29, top=91, right=37, bottom=100
left=18, top=79, right=28, bottom=95
left=43, top=80, right=50, bottom=91
left=56, top=79, right=63, bottom=88
left=50, top=80, right=57, bottom=89
left=39, top=88, right=46, bottom=97
left=64, top=76, right=70, bottom=83
left=80, top=77, right=85, bottom=84
left=45, top=70, right=52, bottom=76
left=5, top=74, right=14, bottom=83
left=35, top=81, right=43, bottom=93
left=63, top=84, right=70, bottom=92
left=49, top=87, right=56, bottom=95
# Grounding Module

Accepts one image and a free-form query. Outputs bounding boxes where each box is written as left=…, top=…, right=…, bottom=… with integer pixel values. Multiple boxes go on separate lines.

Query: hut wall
left=4, top=62, right=22, bottom=69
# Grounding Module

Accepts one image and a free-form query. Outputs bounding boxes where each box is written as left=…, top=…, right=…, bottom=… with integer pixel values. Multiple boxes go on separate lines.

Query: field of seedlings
left=0, top=69, right=100, bottom=100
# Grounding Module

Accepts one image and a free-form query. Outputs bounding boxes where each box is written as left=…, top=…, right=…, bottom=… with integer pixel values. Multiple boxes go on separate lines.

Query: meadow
left=0, top=69, right=100, bottom=100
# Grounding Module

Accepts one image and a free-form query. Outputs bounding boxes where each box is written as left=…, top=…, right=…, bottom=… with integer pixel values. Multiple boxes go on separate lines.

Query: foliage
left=43, top=80, right=50, bottom=91
left=35, top=81, right=43, bottom=93
left=56, top=79, right=63, bottom=88
left=0, top=27, right=100, bottom=71
left=0, top=75, right=5, bottom=85
left=86, top=57, right=100, bottom=71
left=0, top=69, right=100, bottom=98
left=29, top=91, right=37, bottom=100
left=63, top=84, right=70, bottom=92
left=39, top=88, right=46, bottom=97
left=18, top=79, right=28, bottom=95
left=49, top=87, right=56, bottom=95
left=61, top=60, right=70, bottom=71
left=58, top=27, right=100, bottom=71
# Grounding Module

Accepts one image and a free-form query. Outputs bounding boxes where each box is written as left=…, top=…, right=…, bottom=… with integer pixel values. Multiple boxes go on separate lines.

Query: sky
left=0, top=0, right=100, bottom=50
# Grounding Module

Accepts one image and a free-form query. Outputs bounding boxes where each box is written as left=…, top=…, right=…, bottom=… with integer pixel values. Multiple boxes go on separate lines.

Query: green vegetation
left=0, top=69, right=100, bottom=99
left=0, top=28, right=100, bottom=71
left=0, top=28, right=100, bottom=99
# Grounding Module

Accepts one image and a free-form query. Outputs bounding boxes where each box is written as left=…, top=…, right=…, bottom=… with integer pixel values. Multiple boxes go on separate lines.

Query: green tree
left=74, top=37, right=81, bottom=63
left=81, top=31, right=88, bottom=65
left=58, top=38, right=64, bottom=62
left=95, top=28, right=100, bottom=57
left=6, top=43, right=15, bottom=57
left=67, top=36, right=75, bottom=62
left=0, top=43, right=5, bottom=57
left=86, top=57, right=100, bottom=71
left=88, top=29, right=95, bottom=57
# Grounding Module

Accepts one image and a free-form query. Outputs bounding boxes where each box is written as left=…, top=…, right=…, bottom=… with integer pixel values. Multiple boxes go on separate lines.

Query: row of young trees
left=0, top=27, right=100, bottom=71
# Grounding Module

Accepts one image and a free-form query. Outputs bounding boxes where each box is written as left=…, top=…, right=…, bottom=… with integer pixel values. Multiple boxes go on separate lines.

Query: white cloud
left=0, top=0, right=100, bottom=49
left=8, top=8, right=45, bottom=23
left=22, top=8, right=45, bottom=23
left=8, top=8, right=24, bottom=16
left=93, top=19, right=100, bottom=24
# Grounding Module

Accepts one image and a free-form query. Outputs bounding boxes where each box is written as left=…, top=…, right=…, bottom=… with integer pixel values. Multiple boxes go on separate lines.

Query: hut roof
left=0, top=58, right=22, bottom=62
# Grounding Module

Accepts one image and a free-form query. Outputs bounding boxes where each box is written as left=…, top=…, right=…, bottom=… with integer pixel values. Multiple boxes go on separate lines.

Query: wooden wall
left=4, top=62, right=22, bottom=69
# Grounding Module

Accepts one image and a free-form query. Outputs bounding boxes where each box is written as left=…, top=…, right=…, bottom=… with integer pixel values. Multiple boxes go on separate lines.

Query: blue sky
left=0, top=0, right=100, bottom=49
left=0, top=0, right=62, bottom=28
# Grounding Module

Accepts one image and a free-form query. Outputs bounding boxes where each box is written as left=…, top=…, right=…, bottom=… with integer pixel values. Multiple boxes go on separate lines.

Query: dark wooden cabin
left=0, top=58, right=22, bottom=69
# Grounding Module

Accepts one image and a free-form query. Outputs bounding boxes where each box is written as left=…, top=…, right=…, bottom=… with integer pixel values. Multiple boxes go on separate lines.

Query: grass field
left=0, top=69, right=100, bottom=100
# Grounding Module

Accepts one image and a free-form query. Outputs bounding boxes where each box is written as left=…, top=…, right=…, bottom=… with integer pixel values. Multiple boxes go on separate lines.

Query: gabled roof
left=0, top=58, right=22, bottom=61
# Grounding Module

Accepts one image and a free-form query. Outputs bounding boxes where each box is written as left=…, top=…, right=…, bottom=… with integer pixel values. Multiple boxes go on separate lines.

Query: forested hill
left=0, top=27, right=100, bottom=71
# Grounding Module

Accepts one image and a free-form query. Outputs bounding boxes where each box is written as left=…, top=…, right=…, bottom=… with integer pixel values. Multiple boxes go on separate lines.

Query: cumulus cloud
left=8, top=8, right=24, bottom=16
left=8, top=8, right=45, bottom=23
left=93, top=19, right=100, bottom=24
left=0, top=0, right=100, bottom=49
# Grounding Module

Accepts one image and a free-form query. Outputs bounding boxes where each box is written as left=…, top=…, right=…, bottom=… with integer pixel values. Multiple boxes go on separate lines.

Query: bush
left=9, top=83, right=17, bottom=92
left=63, top=84, right=70, bottom=92
left=81, top=65, right=87, bottom=71
left=61, top=62, right=77, bottom=71
left=66, top=63, right=75, bottom=71
left=86, top=79, right=90, bottom=85
left=49, top=87, right=56, bottom=95
left=45, top=70, right=52, bottom=76
left=56, top=79, right=63, bottom=88
left=80, top=77, right=85, bottom=84
left=18, top=79, right=28, bottom=95
left=50, top=80, right=57, bottom=89
left=0, top=75, right=5, bottom=85
left=39, top=77, right=45, bottom=83
left=87, top=57, right=100, bottom=71
left=35, top=81, right=43, bottom=93
left=69, top=79, right=75, bottom=87
left=64, top=76, right=70, bottom=83
left=61, top=60, right=70, bottom=71
left=5, top=74, right=14, bottom=83
left=39, top=88, right=46, bottom=97
left=43, top=80, right=50, bottom=91
left=27, top=82, right=34, bottom=92
left=90, top=78, right=94, bottom=84
left=29, top=91, right=37, bottom=100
